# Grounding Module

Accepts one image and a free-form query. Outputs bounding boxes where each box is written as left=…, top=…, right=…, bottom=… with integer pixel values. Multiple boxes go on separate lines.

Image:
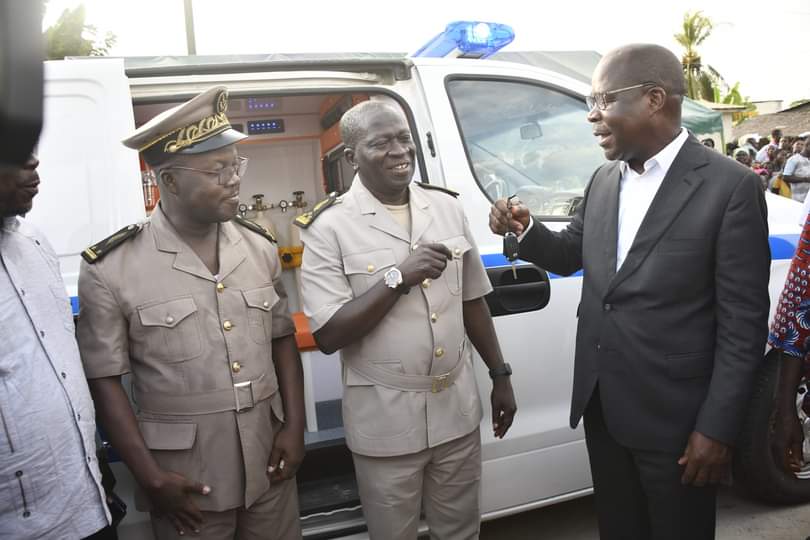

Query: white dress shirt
left=518, top=128, right=689, bottom=273
left=616, top=128, right=689, bottom=270
left=0, top=216, right=110, bottom=539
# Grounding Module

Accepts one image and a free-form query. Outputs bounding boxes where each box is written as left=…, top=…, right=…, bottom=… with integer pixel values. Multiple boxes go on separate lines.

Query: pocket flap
left=242, top=285, right=279, bottom=312
left=138, top=297, right=197, bottom=328
left=665, top=352, right=713, bottom=379
left=440, top=235, right=472, bottom=259
left=139, top=421, right=197, bottom=450
left=343, top=249, right=397, bottom=276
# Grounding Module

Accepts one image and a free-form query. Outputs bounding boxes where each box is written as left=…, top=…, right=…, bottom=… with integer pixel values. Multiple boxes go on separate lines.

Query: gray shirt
left=0, top=216, right=109, bottom=539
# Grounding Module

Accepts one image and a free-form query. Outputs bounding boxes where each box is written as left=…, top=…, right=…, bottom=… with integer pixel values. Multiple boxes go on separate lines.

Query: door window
left=447, top=78, right=603, bottom=218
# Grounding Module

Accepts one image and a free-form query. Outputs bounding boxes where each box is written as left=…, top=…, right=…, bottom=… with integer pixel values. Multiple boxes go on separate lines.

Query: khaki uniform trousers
left=150, top=475, right=301, bottom=540
left=353, top=427, right=482, bottom=540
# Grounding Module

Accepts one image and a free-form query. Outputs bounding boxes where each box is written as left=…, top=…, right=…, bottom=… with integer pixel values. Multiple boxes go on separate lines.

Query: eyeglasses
left=586, top=82, right=657, bottom=111
left=163, top=156, right=248, bottom=185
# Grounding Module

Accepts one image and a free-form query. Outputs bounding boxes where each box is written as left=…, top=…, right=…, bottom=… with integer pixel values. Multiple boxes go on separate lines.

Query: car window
left=446, top=78, right=603, bottom=218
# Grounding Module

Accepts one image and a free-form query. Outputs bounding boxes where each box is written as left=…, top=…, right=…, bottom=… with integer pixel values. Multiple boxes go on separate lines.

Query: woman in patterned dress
left=768, top=214, right=810, bottom=472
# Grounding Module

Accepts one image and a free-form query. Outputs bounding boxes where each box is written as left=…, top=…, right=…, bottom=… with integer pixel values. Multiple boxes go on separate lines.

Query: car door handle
left=485, top=264, right=551, bottom=316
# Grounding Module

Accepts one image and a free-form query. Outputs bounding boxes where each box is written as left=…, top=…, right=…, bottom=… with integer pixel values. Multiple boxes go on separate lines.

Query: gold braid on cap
left=160, top=91, right=231, bottom=154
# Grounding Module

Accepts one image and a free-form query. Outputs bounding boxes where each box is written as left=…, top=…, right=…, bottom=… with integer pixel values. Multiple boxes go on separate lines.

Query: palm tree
left=674, top=11, right=715, bottom=101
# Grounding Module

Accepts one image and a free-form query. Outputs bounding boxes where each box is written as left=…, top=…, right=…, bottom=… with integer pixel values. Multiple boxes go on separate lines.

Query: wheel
left=734, top=350, right=810, bottom=503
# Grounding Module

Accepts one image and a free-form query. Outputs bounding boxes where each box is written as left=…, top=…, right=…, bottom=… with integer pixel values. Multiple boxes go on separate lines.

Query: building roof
left=732, top=101, right=810, bottom=139
left=697, top=100, right=746, bottom=112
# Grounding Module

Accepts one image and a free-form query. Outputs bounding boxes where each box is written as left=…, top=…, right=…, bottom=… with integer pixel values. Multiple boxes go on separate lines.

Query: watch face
left=384, top=268, right=402, bottom=288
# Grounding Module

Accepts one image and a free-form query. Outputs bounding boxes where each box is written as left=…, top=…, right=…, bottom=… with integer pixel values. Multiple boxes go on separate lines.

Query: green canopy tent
left=492, top=50, right=724, bottom=138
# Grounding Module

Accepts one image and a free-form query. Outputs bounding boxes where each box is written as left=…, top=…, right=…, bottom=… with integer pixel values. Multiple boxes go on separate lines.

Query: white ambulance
left=27, top=22, right=806, bottom=538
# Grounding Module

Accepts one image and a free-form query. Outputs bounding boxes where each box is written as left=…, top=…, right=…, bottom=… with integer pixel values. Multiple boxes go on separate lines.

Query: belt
left=345, top=341, right=468, bottom=393
left=133, top=373, right=276, bottom=416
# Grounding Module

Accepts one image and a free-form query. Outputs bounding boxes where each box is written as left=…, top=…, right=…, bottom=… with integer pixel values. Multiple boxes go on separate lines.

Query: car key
left=503, top=195, right=520, bottom=279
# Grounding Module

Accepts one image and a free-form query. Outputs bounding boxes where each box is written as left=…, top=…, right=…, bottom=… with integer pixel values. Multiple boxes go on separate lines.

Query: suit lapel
left=605, top=138, right=708, bottom=297
left=217, top=223, right=247, bottom=281
left=151, top=206, right=215, bottom=282
left=352, top=177, right=411, bottom=243
left=409, top=184, right=433, bottom=245
left=601, top=164, right=621, bottom=282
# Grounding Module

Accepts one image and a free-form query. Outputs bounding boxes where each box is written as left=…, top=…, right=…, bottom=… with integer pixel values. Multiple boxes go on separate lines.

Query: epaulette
left=415, top=181, right=459, bottom=198
left=82, top=223, right=143, bottom=264
left=234, top=215, right=277, bottom=243
left=293, top=192, right=341, bottom=229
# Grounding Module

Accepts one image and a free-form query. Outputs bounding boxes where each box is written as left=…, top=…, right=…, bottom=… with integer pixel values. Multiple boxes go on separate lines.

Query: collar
left=1, top=216, right=19, bottom=232
left=150, top=203, right=241, bottom=254
left=620, top=128, right=689, bottom=177
left=349, top=175, right=429, bottom=214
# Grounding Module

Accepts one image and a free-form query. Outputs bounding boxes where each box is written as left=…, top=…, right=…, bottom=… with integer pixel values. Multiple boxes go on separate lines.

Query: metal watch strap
left=489, top=362, right=512, bottom=379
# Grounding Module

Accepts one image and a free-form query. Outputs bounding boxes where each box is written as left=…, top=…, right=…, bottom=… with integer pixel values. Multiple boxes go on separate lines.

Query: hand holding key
left=489, top=197, right=530, bottom=236
left=503, top=195, right=520, bottom=279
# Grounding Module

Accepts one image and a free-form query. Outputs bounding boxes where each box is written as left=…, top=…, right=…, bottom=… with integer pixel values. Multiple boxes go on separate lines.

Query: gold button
left=421, top=279, right=431, bottom=288
left=367, top=264, right=375, bottom=273
left=263, top=301, right=270, bottom=308
left=454, top=247, right=461, bottom=257
left=412, top=244, right=419, bottom=251
left=223, top=320, right=233, bottom=331
left=216, top=282, right=225, bottom=292
left=435, top=347, right=445, bottom=358
left=431, top=313, right=438, bottom=323
left=232, top=361, right=241, bottom=373
left=165, top=316, right=174, bottom=324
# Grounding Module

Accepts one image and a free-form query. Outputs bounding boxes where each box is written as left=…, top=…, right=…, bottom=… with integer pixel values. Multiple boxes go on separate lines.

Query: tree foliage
left=43, top=3, right=116, bottom=60
left=674, top=10, right=715, bottom=101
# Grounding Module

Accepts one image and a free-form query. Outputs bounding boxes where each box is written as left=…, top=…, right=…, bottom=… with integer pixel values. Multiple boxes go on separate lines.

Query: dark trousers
left=83, top=525, right=118, bottom=540
left=583, top=389, right=717, bottom=540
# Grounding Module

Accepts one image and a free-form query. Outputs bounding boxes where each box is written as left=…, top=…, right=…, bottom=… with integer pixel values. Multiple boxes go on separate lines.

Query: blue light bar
left=412, top=21, right=515, bottom=59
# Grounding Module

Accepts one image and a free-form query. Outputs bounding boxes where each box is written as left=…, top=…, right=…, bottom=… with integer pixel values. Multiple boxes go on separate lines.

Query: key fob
left=503, top=232, right=519, bottom=261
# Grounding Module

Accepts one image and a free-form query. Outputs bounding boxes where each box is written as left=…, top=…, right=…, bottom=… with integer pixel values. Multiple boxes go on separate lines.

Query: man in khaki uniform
left=77, top=86, right=305, bottom=540
left=297, top=101, right=517, bottom=539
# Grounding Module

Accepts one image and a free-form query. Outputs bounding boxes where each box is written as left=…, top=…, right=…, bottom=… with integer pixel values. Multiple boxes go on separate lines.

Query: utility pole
left=184, top=0, right=196, bottom=55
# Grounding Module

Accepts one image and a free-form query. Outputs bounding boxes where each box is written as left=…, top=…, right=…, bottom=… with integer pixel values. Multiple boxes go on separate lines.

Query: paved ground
left=480, top=488, right=810, bottom=540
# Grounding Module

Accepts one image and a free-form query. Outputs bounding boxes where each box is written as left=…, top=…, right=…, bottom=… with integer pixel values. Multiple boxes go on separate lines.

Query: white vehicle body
left=29, top=56, right=802, bottom=539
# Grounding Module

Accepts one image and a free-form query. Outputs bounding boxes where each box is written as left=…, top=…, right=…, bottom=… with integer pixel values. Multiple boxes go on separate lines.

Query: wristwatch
left=489, top=362, right=512, bottom=379
left=384, top=267, right=407, bottom=293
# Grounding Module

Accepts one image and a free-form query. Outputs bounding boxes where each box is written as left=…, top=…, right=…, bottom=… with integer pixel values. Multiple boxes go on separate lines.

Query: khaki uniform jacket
left=300, top=179, right=492, bottom=457
left=77, top=205, right=295, bottom=512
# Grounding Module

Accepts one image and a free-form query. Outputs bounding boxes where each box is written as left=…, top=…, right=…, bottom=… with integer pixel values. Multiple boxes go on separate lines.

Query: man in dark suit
left=490, top=44, right=770, bottom=539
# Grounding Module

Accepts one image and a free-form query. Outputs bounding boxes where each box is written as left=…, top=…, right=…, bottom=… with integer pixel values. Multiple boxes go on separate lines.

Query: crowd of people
left=708, top=129, right=810, bottom=201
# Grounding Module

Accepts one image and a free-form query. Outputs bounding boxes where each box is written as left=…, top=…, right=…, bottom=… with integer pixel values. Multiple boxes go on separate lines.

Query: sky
left=42, top=0, right=810, bottom=105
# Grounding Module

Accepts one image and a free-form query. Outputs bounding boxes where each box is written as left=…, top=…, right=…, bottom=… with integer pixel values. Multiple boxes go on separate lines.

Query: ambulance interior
left=132, top=92, right=418, bottom=523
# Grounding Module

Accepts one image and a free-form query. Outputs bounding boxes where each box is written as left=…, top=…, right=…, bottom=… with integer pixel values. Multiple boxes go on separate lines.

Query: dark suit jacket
left=520, top=135, right=771, bottom=451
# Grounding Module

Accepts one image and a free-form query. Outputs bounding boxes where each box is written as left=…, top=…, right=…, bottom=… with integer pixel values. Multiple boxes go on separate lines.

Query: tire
left=734, top=350, right=810, bottom=504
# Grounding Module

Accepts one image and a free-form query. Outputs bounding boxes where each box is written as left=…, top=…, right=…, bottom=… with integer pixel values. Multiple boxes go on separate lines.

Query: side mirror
left=520, top=122, right=542, bottom=140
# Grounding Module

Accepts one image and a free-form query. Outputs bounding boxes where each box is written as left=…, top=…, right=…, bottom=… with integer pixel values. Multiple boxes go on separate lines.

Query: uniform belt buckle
left=432, top=373, right=450, bottom=393
left=234, top=380, right=255, bottom=412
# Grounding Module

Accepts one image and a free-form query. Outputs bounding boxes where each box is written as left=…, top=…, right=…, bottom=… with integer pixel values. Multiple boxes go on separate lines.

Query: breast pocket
left=439, top=235, right=472, bottom=296
left=342, top=249, right=397, bottom=296
left=242, top=285, right=279, bottom=344
left=137, top=297, right=202, bottom=362
left=658, top=237, right=709, bottom=254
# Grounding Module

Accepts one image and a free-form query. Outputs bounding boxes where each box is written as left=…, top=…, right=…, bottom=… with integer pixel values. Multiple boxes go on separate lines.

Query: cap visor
left=177, top=128, right=248, bottom=155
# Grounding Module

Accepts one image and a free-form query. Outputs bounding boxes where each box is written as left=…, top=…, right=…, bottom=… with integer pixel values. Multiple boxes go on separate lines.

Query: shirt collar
left=620, top=128, right=689, bottom=177
left=2, top=216, right=20, bottom=232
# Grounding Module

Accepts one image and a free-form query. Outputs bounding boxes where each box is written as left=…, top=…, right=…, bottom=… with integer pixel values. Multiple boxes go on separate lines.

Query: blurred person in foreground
left=0, top=156, right=113, bottom=539
left=489, top=43, right=770, bottom=540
